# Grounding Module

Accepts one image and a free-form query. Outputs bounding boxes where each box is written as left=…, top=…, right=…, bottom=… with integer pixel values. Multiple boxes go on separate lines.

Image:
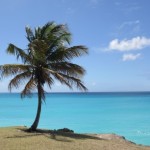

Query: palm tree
left=0, top=22, right=88, bottom=131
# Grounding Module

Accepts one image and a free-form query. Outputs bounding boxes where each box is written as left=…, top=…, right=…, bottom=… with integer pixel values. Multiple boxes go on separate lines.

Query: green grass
left=0, top=126, right=150, bottom=150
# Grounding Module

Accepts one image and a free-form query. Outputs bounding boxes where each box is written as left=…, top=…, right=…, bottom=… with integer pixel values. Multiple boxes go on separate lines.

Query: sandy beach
left=0, top=126, right=150, bottom=150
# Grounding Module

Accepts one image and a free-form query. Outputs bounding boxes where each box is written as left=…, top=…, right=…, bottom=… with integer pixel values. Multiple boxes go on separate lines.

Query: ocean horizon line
left=0, top=91, right=150, bottom=93
left=0, top=91, right=150, bottom=94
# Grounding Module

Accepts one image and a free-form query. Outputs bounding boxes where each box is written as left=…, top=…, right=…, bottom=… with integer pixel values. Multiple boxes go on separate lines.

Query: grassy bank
left=0, top=126, right=150, bottom=150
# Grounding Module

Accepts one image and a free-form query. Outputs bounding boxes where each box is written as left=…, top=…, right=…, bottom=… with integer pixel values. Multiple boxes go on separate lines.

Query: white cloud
left=122, top=53, right=141, bottom=61
left=118, top=20, right=140, bottom=30
left=112, top=20, right=141, bottom=37
left=108, top=36, right=150, bottom=51
left=121, top=20, right=140, bottom=35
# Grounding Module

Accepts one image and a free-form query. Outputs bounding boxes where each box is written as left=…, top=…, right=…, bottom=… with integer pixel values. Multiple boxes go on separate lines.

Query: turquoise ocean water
left=0, top=92, right=150, bottom=146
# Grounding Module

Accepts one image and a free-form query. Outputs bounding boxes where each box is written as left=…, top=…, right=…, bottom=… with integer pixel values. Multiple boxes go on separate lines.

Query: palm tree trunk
left=29, top=83, right=42, bottom=131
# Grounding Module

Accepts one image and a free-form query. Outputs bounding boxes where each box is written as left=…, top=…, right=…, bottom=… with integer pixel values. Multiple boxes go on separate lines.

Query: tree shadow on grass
left=6, top=127, right=107, bottom=143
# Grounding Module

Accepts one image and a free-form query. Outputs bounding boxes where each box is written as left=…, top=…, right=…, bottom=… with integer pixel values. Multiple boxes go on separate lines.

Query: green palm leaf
left=48, top=45, right=88, bottom=61
left=7, top=44, right=31, bottom=63
left=49, top=62, right=85, bottom=77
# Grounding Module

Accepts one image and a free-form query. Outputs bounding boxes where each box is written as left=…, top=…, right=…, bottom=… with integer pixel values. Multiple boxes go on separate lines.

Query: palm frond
left=42, top=72, right=54, bottom=89
left=48, top=46, right=88, bottom=62
left=7, top=44, right=31, bottom=63
left=43, top=68, right=72, bottom=89
left=43, top=67, right=87, bottom=91
left=35, top=27, right=41, bottom=39
left=63, top=46, right=88, bottom=59
left=47, top=47, right=66, bottom=62
left=58, top=73, right=87, bottom=91
left=26, top=26, right=35, bottom=42
left=48, top=62, right=86, bottom=77
left=40, top=22, right=55, bottom=39
left=29, top=39, right=48, bottom=65
left=0, top=64, right=32, bottom=78
left=48, top=32, right=71, bottom=51
left=21, top=77, right=36, bottom=98
left=8, top=71, right=31, bottom=92
left=50, top=24, right=66, bottom=34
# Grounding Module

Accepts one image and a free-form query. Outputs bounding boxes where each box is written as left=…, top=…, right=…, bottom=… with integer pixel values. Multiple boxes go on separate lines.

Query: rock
left=93, top=133, right=126, bottom=141
left=57, top=128, right=74, bottom=133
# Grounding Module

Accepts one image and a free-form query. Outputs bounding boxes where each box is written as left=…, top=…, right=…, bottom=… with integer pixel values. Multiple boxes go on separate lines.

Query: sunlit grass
left=0, top=126, right=149, bottom=150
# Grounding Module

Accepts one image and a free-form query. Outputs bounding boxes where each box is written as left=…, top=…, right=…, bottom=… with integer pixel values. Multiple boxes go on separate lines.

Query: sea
left=0, top=92, right=150, bottom=146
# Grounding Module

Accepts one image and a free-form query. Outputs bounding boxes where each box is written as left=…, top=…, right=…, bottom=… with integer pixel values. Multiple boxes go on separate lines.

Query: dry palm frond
left=21, top=78, right=36, bottom=98
left=7, top=44, right=31, bottom=63
left=8, top=71, right=31, bottom=91
left=0, top=64, right=31, bottom=77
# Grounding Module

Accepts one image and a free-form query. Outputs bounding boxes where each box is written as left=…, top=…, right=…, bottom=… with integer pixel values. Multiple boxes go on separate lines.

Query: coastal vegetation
left=0, top=22, right=88, bottom=131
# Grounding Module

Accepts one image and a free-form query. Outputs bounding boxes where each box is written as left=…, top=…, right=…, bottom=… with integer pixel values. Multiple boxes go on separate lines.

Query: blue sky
left=0, top=0, right=150, bottom=92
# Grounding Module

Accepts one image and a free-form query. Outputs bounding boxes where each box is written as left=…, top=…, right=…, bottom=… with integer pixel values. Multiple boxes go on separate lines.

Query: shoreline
left=0, top=126, right=150, bottom=150
left=1, top=125, right=149, bottom=147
